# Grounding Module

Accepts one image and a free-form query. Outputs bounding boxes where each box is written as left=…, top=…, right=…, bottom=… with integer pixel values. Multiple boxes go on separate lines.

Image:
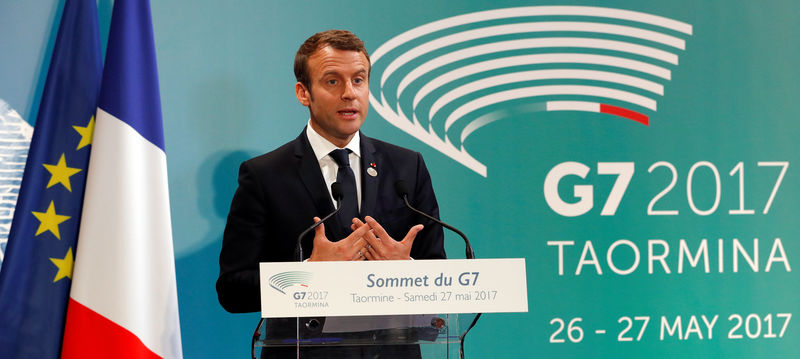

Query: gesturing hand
left=307, top=216, right=371, bottom=261
left=351, top=216, right=422, bottom=261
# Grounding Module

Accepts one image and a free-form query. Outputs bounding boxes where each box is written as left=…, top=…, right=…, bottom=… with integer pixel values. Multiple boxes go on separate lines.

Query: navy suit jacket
left=217, top=129, right=446, bottom=313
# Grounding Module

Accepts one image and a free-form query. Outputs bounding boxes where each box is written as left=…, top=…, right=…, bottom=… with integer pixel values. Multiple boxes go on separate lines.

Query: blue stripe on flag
left=0, top=0, right=102, bottom=358
left=97, top=0, right=164, bottom=151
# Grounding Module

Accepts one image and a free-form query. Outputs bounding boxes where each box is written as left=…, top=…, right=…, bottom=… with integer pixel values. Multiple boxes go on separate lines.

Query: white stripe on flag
left=70, top=108, right=182, bottom=359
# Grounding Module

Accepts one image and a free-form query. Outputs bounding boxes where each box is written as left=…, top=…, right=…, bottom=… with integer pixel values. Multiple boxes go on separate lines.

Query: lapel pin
left=367, top=167, right=378, bottom=177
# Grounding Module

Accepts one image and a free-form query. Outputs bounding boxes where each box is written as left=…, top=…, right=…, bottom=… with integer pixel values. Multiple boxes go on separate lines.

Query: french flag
left=61, top=1, right=183, bottom=358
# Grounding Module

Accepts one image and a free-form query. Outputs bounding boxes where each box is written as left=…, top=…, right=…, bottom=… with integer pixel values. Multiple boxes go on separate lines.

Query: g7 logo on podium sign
left=268, top=271, right=313, bottom=295
left=544, top=161, right=788, bottom=217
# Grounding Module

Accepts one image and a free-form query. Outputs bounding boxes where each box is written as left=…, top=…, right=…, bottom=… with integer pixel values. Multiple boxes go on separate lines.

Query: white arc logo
left=369, top=6, right=692, bottom=176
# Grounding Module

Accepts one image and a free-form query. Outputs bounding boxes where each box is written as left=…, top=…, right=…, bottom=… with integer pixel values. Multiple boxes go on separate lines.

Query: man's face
left=296, top=46, right=370, bottom=147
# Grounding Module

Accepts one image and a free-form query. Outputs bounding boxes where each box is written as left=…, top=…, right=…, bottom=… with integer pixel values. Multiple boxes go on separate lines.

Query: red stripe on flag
left=61, top=298, right=162, bottom=359
left=600, top=104, right=649, bottom=126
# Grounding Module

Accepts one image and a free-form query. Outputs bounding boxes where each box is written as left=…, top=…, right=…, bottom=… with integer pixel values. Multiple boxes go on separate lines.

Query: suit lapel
left=293, top=130, right=344, bottom=238
left=295, top=130, right=382, bottom=240
left=360, top=133, right=379, bottom=217
left=295, top=129, right=358, bottom=242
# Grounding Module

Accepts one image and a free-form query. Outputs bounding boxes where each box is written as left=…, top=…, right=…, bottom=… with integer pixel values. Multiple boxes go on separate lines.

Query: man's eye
left=353, top=78, right=363, bottom=84
left=327, top=79, right=337, bottom=85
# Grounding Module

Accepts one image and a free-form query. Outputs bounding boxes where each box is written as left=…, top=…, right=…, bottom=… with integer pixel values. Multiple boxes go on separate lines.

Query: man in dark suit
left=216, top=30, right=446, bottom=358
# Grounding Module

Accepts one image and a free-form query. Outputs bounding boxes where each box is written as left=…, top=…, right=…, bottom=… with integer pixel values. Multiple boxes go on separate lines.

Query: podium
left=253, top=314, right=478, bottom=358
left=255, top=259, right=526, bottom=358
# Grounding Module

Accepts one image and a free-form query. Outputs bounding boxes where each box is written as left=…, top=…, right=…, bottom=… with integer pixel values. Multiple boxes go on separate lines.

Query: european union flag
left=0, top=0, right=101, bottom=358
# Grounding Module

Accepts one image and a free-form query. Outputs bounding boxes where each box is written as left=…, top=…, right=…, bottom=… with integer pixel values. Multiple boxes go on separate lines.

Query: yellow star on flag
left=73, top=115, right=95, bottom=150
left=42, top=153, right=82, bottom=192
left=31, top=201, right=70, bottom=239
left=49, top=247, right=74, bottom=283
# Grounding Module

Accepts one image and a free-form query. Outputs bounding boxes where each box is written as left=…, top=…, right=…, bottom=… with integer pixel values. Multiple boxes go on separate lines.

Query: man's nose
left=341, top=80, right=356, bottom=100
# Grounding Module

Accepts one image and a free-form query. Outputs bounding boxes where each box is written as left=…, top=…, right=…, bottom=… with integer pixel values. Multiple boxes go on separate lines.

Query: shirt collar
left=305, top=119, right=361, bottom=161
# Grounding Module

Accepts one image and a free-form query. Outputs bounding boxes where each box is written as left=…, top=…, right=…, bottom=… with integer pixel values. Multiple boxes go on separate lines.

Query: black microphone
left=252, top=184, right=344, bottom=359
left=394, top=180, right=481, bottom=359
left=395, top=180, right=479, bottom=359
left=395, top=180, right=474, bottom=259
left=296, top=182, right=343, bottom=261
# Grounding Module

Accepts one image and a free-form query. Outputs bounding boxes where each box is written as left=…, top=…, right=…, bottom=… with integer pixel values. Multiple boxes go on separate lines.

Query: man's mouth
left=339, top=109, right=358, bottom=116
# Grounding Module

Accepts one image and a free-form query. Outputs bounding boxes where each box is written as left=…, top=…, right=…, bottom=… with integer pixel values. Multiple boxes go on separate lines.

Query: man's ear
left=295, top=82, right=310, bottom=106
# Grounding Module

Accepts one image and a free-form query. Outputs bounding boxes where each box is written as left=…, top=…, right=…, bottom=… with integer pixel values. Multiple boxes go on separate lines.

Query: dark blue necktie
left=329, top=149, right=358, bottom=236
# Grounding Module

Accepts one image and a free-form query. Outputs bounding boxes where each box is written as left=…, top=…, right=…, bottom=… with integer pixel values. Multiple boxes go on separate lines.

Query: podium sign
left=259, top=258, right=528, bottom=318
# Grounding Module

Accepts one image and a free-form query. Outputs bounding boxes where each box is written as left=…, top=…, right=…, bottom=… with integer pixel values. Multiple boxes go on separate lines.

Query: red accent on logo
left=600, top=104, right=649, bottom=126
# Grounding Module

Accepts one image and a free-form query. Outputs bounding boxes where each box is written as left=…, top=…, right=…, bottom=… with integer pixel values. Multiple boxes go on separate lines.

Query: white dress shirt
left=305, top=121, right=362, bottom=210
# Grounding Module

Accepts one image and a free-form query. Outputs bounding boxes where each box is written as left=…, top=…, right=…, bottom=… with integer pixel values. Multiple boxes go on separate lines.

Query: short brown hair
left=294, top=30, right=370, bottom=92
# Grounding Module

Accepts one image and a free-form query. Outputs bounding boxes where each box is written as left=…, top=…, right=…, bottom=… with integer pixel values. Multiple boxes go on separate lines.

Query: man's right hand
left=307, top=216, right=370, bottom=261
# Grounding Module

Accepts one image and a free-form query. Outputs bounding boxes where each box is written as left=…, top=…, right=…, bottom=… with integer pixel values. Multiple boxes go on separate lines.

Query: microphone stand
left=250, top=183, right=342, bottom=359
left=395, top=180, right=479, bottom=359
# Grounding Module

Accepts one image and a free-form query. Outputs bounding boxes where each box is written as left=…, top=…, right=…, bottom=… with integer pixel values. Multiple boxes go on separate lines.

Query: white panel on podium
left=259, top=258, right=528, bottom=318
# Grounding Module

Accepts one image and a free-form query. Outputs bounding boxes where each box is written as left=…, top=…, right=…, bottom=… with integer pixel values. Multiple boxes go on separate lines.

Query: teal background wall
left=1, top=1, right=798, bottom=357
